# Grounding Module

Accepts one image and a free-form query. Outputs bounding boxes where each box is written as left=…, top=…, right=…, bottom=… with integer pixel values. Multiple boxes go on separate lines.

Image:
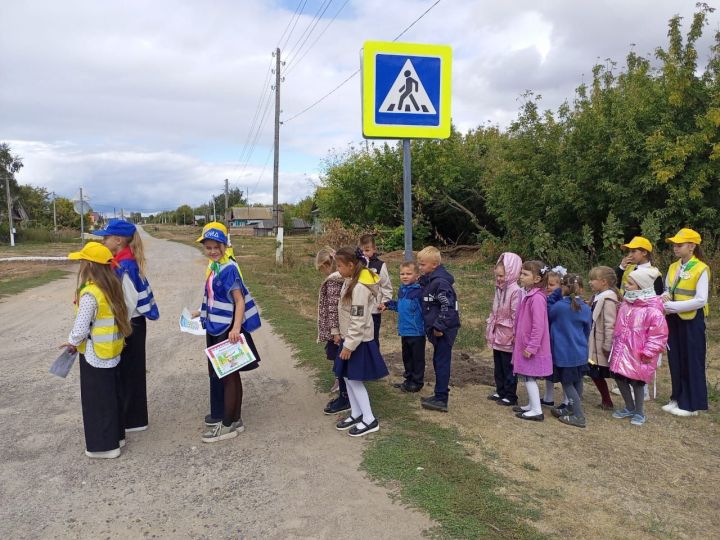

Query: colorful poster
left=204, top=336, right=256, bottom=378
left=179, top=308, right=205, bottom=335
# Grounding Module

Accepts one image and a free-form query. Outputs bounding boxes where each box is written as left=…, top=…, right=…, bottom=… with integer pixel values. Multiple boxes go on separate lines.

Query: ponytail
left=335, top=246, right=364, bottom=304
left=562, top=273, right=584, bottom=312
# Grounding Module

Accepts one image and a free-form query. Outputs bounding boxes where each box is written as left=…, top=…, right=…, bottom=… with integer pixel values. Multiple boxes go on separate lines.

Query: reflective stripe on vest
left=76, top=282, right=125, bottom=359
left=200, top=260, right=261, bottom=334
left=116, top=260, right=159, bottom=320
left=668, top=258, right=710, bottom=320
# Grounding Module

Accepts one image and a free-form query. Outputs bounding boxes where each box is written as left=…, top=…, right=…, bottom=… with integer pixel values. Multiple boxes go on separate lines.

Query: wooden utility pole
left=4, top=171, right=14, bottom=247
left=52, top=192, right=57, bottom=232
left=224, top=178, right=229, bottom=224
left=79, top=188, right=85, bottom=246
left=273, top=47, right=283, bottom=265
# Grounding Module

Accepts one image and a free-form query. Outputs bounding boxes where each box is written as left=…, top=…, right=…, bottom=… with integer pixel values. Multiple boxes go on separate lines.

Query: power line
left=277, top=0, right=306, bottom=48
left=237, top=62, right=274, bottom=166
left=281, top=0, right=308, bottom=50
left=239, top=88, right=275, bottom=174
left=285, top=0, right=333, bottom=66
left=281, top=0, right=443, bottom=124
left=285, top=0, right=350, bottom=76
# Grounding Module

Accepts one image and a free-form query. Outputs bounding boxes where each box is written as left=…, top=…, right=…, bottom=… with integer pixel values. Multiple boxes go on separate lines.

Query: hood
left=426, top=265, right=455, bottom=285
left=400, top=282, right=422, bottom=291
left=496, top=252, right=521, bottom=288
left=358, top=267, right=380, bottom=295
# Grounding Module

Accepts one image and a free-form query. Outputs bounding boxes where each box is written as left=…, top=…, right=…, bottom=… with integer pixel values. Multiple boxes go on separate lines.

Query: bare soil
left=0, top=229, right=433, bottom=539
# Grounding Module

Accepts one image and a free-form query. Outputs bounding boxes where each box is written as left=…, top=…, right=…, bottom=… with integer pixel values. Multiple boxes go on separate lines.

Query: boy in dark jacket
left=383, top=261, right=426, bottom=392
left=417, top=246, right=461, bottom=412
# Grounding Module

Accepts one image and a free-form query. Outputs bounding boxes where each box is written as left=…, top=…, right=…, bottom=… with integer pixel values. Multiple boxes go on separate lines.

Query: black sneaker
left=336, top=415, right=362, bottom=431
left=540, top=399, right=555, bottom=407
left=487, top=393, right=501, bottom=401
left=392, top=381, right=409, bottom=389
left=401, top=383, right=423, bottom=393
left=204, top=414, right=222, bottom=427
left=420, top=396, right=448, bottom=413
left=349, top=418, right=380, bottom=437
left=551, top=404, right=573, bottom=418
left=324, top=395, right=351, bottom=415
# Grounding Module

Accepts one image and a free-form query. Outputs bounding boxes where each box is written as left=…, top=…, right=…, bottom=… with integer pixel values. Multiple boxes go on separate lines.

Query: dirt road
left=0, top=231, right=432, bottom=539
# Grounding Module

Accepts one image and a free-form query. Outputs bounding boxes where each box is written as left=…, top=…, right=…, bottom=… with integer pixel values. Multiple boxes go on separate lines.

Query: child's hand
left=523, top=350, right=532, bottom=358
left=621, top=255, right=633, bottom=268
left=433, top=329, right=443, bottom=337
left=661, top=293, right=671, bottom=303
left=378, top=303, right=387, bottom=312
left=59, top=343, right=77, bottom=354
left=333, top=334, right=341, bottom=345
left=339, top=347, right=351, bottom=360
left=228, top=328, right=241, bottom=343
left=191, top=310, right=201, bottom=318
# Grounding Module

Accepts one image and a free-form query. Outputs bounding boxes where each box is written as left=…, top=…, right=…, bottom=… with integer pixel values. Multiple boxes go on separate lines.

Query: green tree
left=176, top=204, right=194, bottom=225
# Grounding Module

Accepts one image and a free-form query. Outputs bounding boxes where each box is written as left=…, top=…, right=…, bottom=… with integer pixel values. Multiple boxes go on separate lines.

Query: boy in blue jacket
left=417, top=247, right=461, bottom=412
left=382, top=261, right=426, bottom=392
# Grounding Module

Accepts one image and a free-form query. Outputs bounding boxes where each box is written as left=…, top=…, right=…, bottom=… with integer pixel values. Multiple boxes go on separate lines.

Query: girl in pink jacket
left=609, top=267, right=668, bottom=426
left=486, top=252, right=523, bottom=406
left=512, top=261, right=553, bottom=421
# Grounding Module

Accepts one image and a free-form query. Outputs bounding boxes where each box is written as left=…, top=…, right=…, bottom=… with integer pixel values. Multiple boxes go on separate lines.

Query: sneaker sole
left=349, top=424, right=380, bottom=437
left=201, top=430, right=239, bottom=443
left=85, top=448, right=121, bottom=459
left=125, top=425, right=148, bottom=432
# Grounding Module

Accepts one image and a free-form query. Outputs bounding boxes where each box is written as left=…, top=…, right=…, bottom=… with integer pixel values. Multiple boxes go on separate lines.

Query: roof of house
left=291, top=218, right=310, bottom=229
left=230, top=206, right=275, bottom=221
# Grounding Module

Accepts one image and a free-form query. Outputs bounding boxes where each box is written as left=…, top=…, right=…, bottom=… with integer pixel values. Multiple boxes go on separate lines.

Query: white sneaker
left=125, top=425, right=148, bottom=432
left=661, top=400, right=678, bottom=412
left=85, top=448, right=121, bottom=459
left=670, top=408, right=698, bottom=417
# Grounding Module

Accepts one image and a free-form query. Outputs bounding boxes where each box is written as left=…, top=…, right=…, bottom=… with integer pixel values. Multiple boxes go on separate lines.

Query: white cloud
left=2, top=0, right=717, bottom=210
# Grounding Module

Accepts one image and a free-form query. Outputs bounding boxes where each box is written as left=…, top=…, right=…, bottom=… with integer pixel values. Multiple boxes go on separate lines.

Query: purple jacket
left=513, top=287, right=552, bottom=377
left=609, top=296, right=668, bottom=384
left=486, top=252, right=522, bottom=353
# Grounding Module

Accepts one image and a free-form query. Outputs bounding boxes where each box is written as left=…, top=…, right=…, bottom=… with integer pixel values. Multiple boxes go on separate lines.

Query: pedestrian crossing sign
left=362, top=41, right=451, bottom=139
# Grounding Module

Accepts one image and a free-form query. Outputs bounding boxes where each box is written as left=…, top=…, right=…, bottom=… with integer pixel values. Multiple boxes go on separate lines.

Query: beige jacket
left=588, top=290, right=619, bottom=367
left=338, top=269, right=380, bottom=352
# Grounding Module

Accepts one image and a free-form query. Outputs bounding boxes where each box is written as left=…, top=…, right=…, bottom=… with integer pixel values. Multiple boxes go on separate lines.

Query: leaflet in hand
left=49, top=347, right=78, bottom=378
left=205, top=336, right=256, bottom=378
left=179, top=308, right=205, bottom=335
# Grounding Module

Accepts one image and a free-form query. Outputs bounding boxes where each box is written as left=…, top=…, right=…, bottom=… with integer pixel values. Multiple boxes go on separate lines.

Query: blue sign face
left=374, top=53, right=441, bottom=127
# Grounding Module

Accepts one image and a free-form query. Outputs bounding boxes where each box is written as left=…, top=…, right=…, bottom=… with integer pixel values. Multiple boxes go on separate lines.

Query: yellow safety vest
left=667, top=257, right=710, bottom=320
left=76, top=282, right=125, bottom=359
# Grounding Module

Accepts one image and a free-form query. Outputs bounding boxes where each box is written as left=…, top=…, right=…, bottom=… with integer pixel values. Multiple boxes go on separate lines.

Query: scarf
left=624, top=287, right=656, bottom=303
left=112, top=246, right=135, bottom=268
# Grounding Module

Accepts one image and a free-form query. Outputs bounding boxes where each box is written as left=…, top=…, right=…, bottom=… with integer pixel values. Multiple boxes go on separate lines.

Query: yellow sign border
left=362, top=41, right=452, bottom=139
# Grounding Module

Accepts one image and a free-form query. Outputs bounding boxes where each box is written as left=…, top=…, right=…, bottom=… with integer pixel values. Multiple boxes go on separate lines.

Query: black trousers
left=119, top=316, right=149, bottom=429
left=401, top=336, right=426, bottom=386
left=493, top=349, right=517, bottom=402
left=372, top=313, right=381, bottom=345
left=79, top=355, right=123, bottom=452
left=667, top=312, right=708, bottom=411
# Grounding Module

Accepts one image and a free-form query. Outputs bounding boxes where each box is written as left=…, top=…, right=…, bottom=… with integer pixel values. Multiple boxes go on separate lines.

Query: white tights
left=344, top=378, right=376, bottom=426
left=524, top=377, right=542, bottom=415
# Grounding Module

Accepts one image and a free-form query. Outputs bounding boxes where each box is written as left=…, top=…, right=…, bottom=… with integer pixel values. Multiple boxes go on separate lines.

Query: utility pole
left=211, top=197, right=216, bottom=222
left=52, top=191, right=57, bottom=232
left=79, top=187, right=85, bottom=246
left=4, top=171, right=14, bottom=247
left=273, top=47, right=284, bottom=265
left=224, top=178, right=229, bottom=224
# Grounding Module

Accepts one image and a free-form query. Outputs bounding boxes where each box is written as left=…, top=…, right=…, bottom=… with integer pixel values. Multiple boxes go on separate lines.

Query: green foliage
left=315, top=7, right=720, bottom=262
left=175, top=204, right=194, bottom=225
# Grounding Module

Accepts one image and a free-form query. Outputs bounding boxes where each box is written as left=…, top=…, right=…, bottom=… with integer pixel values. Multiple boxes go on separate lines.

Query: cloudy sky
left=1, top=1, right=717, bottom=215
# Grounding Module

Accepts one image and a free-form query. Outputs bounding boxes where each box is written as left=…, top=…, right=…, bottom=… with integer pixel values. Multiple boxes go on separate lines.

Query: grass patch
left=0, top=268, right=70, bottom=297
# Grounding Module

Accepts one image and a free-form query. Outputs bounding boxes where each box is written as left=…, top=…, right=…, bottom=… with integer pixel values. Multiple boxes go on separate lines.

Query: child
left=315, top=247, right=350, bottom=415
left=333, top=247, right=389, bottom=437
left=196, top=221, right=233, bottom=426
left=512, top=261, right=552, bottom=421
left=615, top=236, right=664, bottom=295
left=587, top=266, right=619, bottom=410
left=359, top=234, right=393, bottom=345
left=545, top=274, right=592, bottom=428
left=384, top=261, right=426, bottom=392
left=486, top=252, right=522, bottom=406
left=196, top=227, right=261, bottom=442
left=542, top=267, right=565, bottom=407
left=417, top=246, right=460, bottom=413
left=662, top=228, right=710, bottom=417
left=95, top=218, right=159, bottom=433
left=609, top=267, right=668, bottom=425
left=61, top=242, right=132, bottom=458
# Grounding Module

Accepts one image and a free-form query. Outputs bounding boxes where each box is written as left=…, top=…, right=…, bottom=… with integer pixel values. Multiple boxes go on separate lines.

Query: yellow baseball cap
left=666, top=228, right=702, bottom=245
left=68, top=242, right=114, bottom=264
left=195, top=221, right=228, bottom=242
left=621, top=236, right=653, bottom=252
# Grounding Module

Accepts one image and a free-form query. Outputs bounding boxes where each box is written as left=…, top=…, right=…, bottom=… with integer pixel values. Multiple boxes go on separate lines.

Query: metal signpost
left=362, top=41, right=452, bottom=260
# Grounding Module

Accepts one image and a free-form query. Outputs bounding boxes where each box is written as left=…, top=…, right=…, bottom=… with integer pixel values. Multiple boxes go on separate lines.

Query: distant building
left=229, top=206, right=282, bottom=228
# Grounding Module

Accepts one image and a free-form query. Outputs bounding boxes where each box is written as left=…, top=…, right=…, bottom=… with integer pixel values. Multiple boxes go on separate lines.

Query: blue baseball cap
left=93, top=218, right=137, bottom=237
left=198, top=227, right=228, bottom=245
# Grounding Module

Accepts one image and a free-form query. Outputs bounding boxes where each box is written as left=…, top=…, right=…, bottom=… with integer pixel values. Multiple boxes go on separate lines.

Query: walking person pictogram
left=379, top=59, right=435, bottom=114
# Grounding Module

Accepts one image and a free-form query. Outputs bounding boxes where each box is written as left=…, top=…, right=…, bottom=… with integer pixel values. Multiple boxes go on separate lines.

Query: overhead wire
left=284, top=0, right=333, bottom=68
left=281, top=0, right=443, bottom=124
left=284, top=0, right=350, bottom=76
